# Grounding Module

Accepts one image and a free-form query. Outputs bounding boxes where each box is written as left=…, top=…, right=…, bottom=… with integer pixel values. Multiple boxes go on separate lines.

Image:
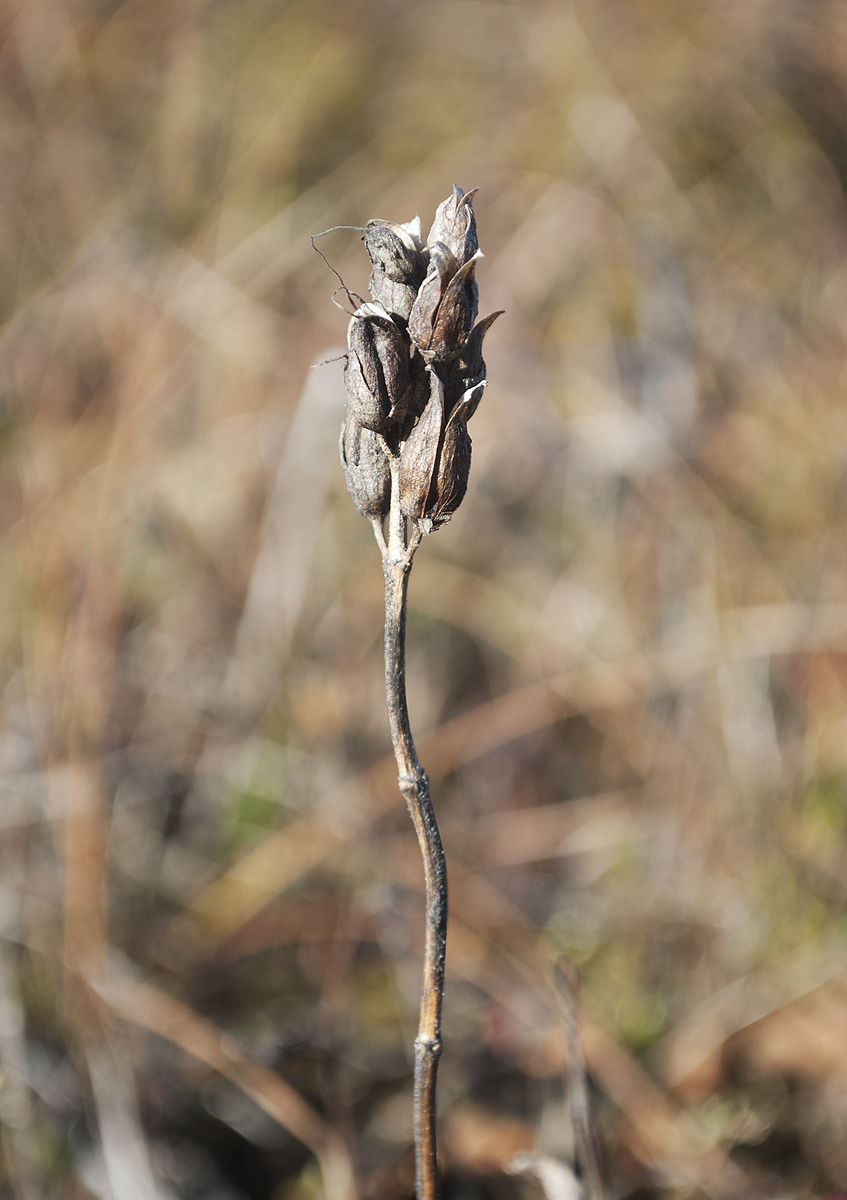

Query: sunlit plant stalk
left=376, top=465, right=444, bottom=1200
left=322, top=187, right=500, bottom=1198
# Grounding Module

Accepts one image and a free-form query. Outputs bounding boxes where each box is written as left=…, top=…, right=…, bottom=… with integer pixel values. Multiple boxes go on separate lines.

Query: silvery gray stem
left=326, top=185, right=500, bottom=1199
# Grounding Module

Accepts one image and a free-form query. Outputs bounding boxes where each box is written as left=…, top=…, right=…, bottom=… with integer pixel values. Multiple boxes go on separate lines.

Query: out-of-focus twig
left=84, top=1040, right=168, bottom=1200
left=506, top=1153, right=584, bottom=1200
left=88, top=954, right=356, bottom=1200
left=554, top=959, right=608, bottom=1200
left=656, top=936, right=847, bottom=1097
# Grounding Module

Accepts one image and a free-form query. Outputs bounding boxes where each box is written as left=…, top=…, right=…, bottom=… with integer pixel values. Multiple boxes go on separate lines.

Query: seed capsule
left=408, top=249, right=481, bottom=364
left=399, top=373, right=486, bottom=531
left=340, top=410, right=391, bottom=520
left=345, top=302, right=409, bottom=432
left=422, top=389, right=475, bottom=533
left=399, top=371, right=445, bottom=521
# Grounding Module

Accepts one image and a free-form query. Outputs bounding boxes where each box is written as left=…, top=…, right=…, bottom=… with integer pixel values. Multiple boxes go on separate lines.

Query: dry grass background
left=3, top=0, right=847, bottom=1196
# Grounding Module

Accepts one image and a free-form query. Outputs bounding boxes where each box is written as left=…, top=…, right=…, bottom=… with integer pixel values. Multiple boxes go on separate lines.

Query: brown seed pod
left=421, top=399, right=473, bottom=534
left=345, top=302, right=409, bottom=432
left=408, top=249, right=481, bottom=364
left=428, top=253, right=480, bottom=363
left=340, top=410, right=391, bottom=520
left=399, top=377, right=486, bottom=530
left=399, top=372, right=445, bottom=521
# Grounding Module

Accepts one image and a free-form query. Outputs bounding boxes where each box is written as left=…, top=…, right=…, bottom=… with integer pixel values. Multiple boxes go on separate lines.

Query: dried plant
left=329, top=186, right=500, bottom=1199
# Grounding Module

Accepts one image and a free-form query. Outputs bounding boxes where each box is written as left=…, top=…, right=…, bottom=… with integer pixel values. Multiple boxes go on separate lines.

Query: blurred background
left=3, top=0, right=847, bottom=1196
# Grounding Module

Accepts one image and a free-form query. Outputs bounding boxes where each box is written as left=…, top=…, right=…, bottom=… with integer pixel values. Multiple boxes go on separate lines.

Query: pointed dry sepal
left=449, top=309, right=504, bottom=399
left=427, top=185, right=479, bottom=267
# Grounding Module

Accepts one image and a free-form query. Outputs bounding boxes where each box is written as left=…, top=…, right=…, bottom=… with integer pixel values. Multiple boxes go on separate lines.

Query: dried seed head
left=340, top=410, right=391, bottom=519
left=427, top=185, right=479, bottom=266
left=345, top=302, right=409, bottom=432
left=330, top=187, right=500, bottom=536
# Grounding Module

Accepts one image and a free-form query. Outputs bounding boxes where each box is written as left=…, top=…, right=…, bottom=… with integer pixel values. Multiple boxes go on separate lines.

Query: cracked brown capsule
left=344, top=302, right=409, bottom=433
left=340, top=409, right=391, bottom=520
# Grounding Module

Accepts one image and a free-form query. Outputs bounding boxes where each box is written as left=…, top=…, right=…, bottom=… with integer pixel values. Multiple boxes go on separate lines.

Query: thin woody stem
left=377, top=459, right=446, bottom=1200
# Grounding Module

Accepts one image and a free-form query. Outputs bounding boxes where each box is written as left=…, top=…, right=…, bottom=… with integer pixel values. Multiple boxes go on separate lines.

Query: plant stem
left=378, top=461, right=446, bottom=1200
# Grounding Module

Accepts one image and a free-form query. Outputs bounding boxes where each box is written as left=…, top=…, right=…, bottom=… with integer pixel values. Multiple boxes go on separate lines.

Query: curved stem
left=379, top=465, right=446, bottom=1200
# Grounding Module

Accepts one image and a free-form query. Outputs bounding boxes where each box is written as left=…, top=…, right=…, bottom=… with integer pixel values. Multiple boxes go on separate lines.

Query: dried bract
left=448, top=309, right=503, bottom=399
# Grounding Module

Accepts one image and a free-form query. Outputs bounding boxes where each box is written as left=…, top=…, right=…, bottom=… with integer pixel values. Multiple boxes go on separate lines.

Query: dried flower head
left=337, top=186, right=499, bottom=537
